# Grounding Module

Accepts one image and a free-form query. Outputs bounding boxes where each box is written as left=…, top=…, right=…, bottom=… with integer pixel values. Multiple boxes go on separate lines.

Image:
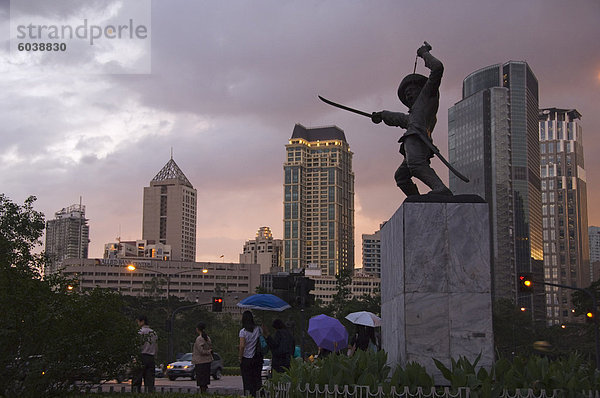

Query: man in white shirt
left=132, top=315, right=158, bottom=393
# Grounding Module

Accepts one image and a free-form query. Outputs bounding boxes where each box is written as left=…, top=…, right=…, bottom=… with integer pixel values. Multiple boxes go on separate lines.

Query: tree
left=0, top=195, right=139, bottom=396
left=0, top=194, right=45, bottom=276
left=572, top=279, right=600, bottom=317
left=329, top=267, right=353, bottom=317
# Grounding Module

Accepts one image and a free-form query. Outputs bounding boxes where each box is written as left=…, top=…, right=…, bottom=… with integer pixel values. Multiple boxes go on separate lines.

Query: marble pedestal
left=381, top=201, right=494, bottom=385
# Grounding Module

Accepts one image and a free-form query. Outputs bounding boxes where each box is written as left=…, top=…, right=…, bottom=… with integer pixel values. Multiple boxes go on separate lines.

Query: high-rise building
left=283, top=124, right=354, bottom=276
left=239, top=227, right=283, bottom=274
left=362, top=226, right=383, bottom=277
left=590, top=227, right=600, bottom=264
left=539, top=108, right=590, bottom=325
left=448, top=61, right=544, bottom=323
left=142, top=157, right=197, bottom=262
left=45, top=203, right=90, bottom=273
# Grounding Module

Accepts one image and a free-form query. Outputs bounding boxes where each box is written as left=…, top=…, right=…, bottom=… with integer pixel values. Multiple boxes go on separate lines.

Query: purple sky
left=2, top=0, right=599, bottom=266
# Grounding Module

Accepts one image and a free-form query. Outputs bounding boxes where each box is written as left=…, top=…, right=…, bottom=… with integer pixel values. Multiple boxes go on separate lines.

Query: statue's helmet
left=397, top=73, right=427, bottom=107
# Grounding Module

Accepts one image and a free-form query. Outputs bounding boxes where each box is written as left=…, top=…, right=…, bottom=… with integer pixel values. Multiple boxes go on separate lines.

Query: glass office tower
left=449, top=62, right=544, bottom=324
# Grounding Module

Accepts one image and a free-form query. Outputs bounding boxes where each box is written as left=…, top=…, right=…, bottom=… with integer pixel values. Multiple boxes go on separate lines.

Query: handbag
left=254, top=329, right=269, bottom=358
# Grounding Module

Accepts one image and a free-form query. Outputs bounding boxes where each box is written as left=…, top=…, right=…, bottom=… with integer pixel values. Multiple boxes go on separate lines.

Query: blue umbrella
left=237, top=294, right=291, bottom=312
left=308, top=314, right=348, bottom=353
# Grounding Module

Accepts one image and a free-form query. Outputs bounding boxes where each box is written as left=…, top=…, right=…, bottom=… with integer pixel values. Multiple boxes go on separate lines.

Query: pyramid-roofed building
left=143, top=157, right=197, bottom=261
left=151, top=158, right=193, bottom=188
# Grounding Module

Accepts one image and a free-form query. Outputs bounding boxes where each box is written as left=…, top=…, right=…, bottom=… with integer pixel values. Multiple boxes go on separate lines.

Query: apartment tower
left=283, top=124, right=354, bottom=276
left=539, top=108, right=590, bottom=325
left=142, top=157, right=197, bottom=262
left=448, top=61, right=544, bottom=323
left=362, top=228, right=382, bottom=277
left=45, top=203, right=90, bottom=273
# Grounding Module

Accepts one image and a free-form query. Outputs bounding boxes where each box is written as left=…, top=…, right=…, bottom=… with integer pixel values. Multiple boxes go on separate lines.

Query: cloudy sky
left=2, top=0, right=599, bottom=266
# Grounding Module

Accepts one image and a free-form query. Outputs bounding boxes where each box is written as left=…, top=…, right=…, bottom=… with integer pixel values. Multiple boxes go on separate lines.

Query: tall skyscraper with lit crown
left=142, top=157, right=197, bottom=261
left=283, top=124, right=354, bottom=276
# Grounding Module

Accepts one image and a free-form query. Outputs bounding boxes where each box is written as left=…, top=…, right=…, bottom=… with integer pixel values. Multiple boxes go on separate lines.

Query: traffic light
left=272, top=275, right=290, bottom=290
left=212, top=296, right=223, bottom=312
left=296, top=277, right=315, bottom=307
left=518, top=273, right=533, bottom=293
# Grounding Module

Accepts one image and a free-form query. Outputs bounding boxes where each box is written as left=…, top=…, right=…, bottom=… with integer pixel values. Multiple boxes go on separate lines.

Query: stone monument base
left=381, top=200, right=494, bottom=385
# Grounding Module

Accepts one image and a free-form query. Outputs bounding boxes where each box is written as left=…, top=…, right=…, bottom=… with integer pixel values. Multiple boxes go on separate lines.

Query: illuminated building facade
left=283, top=124, right=354, bottom=276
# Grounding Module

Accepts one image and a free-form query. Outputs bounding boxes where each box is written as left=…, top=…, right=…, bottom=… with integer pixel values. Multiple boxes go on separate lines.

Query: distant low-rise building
left=61, top=258, right=260, bottom=310
left=104, top=239, right=172, bottom=260
left=304, top=265, right=379, bottom=304
left=239, top=227, right=283, bottom=274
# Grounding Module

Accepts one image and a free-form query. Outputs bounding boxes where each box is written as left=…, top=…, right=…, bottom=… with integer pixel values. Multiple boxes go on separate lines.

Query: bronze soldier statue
left=371, top=42, right=452, bottom=197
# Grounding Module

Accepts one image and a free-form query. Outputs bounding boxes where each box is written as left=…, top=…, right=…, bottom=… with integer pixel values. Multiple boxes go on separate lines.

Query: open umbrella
left=308, top=314, right=348, bottom=352
left=345, top=311, right=382, bottom=327
left=237, top=294, right=291, bottom=312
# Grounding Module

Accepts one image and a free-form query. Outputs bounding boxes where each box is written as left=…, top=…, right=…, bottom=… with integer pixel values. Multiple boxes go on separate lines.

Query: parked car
left=261, top=358, right=272, bottom=379
left=165, top=352, right=223, bottom=381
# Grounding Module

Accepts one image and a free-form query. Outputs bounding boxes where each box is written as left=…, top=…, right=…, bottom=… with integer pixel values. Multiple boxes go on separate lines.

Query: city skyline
left=2, top=1, right=599, bottom=267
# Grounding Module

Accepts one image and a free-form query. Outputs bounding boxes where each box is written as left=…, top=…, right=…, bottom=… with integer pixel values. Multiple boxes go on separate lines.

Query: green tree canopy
left=0, top=195, right=139, bottom=397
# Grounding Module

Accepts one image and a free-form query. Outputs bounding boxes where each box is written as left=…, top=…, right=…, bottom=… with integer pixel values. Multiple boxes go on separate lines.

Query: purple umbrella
left=308, top=314, right=348, bottom=353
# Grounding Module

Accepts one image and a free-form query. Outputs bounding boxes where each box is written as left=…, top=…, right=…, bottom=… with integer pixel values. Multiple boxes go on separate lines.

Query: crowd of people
left=131, top=311, right=380, bottom=396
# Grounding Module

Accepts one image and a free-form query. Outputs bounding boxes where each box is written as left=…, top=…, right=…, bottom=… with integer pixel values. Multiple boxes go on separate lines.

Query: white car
left=165, top=352, right=223, bottom=381
left=261, top=358, right=272, bottom=379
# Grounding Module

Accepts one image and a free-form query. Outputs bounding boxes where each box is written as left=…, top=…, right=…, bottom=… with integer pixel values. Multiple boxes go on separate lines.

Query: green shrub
left=267, top=349, right=600, bottom=398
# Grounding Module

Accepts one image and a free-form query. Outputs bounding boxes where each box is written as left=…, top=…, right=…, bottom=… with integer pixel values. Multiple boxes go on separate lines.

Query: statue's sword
left=318, top=95, right=470, bottom=183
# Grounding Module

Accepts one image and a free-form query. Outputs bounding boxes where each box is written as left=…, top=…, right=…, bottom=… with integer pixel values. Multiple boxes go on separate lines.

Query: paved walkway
left=96, top=375, right=244, bottom=395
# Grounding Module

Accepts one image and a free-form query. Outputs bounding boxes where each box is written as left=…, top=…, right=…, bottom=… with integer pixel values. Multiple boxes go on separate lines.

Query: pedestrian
left=316, top=346, right=332, bottom=359
left=192, top=321, right=212, bottom=393
left=238, top=310, right=263, bottom=397
left=371, top=42, right=452, bottom=197
left=263, top=318, right=295, bottom=373
left=349, top=325, right=378, bottom=355
left=132, top=315, right=158, bottom=393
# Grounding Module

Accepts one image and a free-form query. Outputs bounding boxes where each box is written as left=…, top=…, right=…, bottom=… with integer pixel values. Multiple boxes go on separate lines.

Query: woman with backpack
left=238, top=310, right=263, bottom=397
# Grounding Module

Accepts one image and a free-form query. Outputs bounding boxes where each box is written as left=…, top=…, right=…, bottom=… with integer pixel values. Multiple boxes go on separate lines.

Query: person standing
left=238, top=310, right=263, bottom=397
left=264, top=319, right=294, bottom=373
left=132, top=315, right=158, bottom=393
left=192, top=322, right=213, bottom=393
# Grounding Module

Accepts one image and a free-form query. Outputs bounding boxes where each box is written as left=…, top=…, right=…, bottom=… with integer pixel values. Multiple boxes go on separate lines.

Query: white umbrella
left=345, top=311, right=382, bottom=327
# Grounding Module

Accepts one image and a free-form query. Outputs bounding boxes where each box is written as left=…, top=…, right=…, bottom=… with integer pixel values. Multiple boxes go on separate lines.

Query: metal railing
left=259, top=382, right=600, bottom=398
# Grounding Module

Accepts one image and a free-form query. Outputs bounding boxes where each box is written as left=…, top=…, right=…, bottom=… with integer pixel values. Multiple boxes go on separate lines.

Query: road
left=97, top=375, right=245, bottom=394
